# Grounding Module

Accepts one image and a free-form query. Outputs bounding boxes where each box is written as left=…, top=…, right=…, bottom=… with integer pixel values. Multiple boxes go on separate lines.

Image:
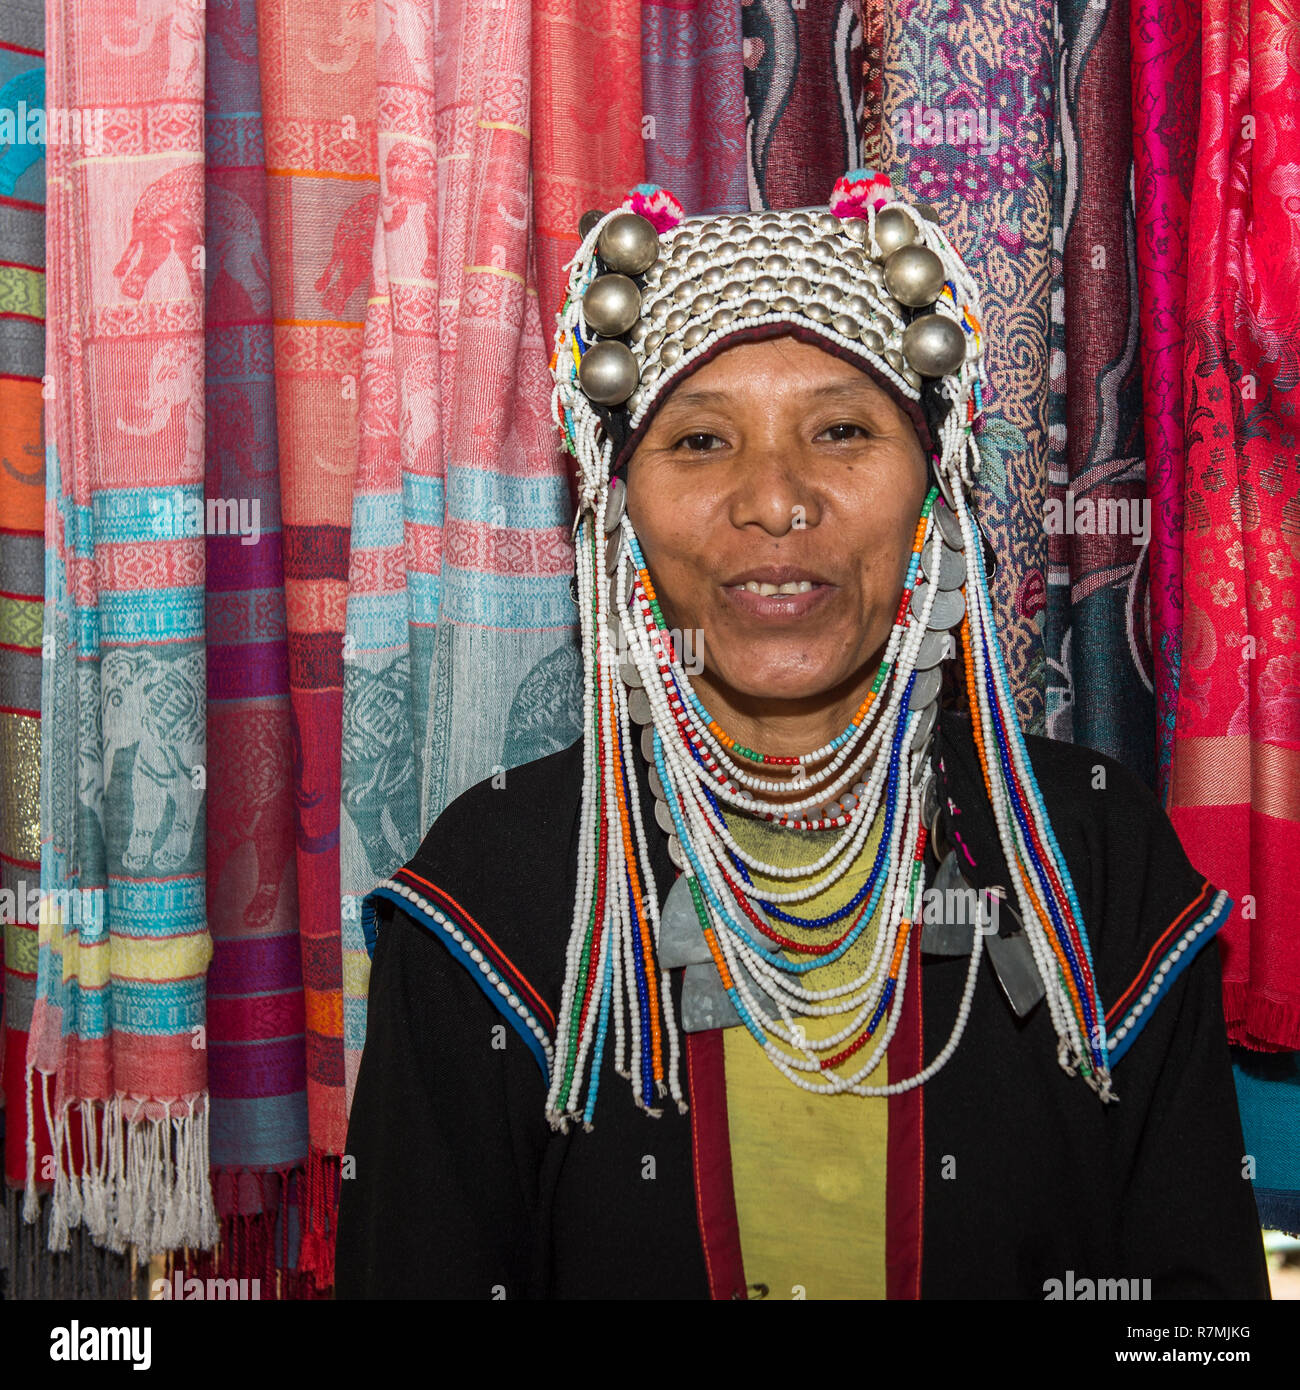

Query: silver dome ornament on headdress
left=872, top=205, right=920, bottom=257
left=903, top=313, right=968, bottom=378
left=882, top=243, right=948, bottom=308
left=582, top=273, right=642, bottom=337
left=578, top=339, right=639, bottom=405
left=579, top=208, right=605, bottom=239
left=596, top=212, right=660, bottom=276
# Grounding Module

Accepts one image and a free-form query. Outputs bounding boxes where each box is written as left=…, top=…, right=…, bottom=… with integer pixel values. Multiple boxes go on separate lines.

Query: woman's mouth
left=723, top=575, right=835, bottom=619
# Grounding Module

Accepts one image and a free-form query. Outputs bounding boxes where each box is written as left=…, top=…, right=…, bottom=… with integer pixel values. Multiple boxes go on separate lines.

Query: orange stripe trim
left=265, top=168, right=379, bottom=182
left=276, top=318, right=365, bottom=329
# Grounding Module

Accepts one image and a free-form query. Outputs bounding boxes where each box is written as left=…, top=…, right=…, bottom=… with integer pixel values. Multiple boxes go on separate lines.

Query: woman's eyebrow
left=655, top=387, right=732, bottom=413
left=800, top=379, right=885, bottom=404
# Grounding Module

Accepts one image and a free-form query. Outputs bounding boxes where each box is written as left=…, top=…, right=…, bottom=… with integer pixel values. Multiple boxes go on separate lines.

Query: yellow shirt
left=722, top=804, right=891, bottom=1300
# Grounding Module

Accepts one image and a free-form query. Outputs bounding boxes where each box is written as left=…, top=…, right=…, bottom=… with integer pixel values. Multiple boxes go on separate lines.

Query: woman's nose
left=727, top=438, right=820, bottom=535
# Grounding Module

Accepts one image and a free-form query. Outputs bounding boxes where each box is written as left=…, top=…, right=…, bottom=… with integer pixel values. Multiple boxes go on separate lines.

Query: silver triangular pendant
left=920, top=850, right=976, bottom=957
left=681, top=957, right=779, bottom=1033
left=681, top=964, right=741, bottom=1031
left=985, top=930, right=1046, bottom=1018
left=658, top=874, right=713, bottom=969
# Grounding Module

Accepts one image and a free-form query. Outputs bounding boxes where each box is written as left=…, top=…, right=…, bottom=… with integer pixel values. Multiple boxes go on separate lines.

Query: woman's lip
left=722, top=582, right=836, bottom=620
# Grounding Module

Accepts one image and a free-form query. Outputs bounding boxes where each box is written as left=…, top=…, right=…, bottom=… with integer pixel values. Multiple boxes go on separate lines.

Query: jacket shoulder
left=361, top=739, right=585, bottom=1076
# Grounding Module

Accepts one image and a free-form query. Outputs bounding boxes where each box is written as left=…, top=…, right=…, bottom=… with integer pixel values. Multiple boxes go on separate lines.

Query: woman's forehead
left=651, top=338, right=907, bottom=413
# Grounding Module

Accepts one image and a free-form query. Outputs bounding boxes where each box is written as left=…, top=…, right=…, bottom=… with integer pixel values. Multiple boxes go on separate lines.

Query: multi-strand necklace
left=543, top=455, right=1114, bottom=1135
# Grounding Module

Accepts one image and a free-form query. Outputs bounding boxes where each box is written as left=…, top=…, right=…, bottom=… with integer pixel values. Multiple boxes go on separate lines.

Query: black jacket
left=336, top=710, right=1269, bottom=1299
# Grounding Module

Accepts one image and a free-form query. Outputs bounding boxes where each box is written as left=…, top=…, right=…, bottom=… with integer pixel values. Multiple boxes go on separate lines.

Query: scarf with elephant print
left=24, top=0, right=215, bottom=1258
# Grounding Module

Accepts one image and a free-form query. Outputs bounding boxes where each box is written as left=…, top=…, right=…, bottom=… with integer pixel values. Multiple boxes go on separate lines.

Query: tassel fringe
left=23, top=1080, right=218, bottom=1263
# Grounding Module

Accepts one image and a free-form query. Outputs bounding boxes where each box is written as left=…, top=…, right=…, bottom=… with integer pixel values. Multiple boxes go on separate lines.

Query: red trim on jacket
left=886, top=927, right=924, bottom=1299
left=685, top=1028, right=748, bottom=1299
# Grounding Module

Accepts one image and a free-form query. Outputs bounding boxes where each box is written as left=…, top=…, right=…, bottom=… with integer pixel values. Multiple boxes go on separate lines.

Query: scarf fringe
left=295, top=1147, right=341, bottom=1290
left=13, top=1156, right=338, bottom=1299
left=23, top=1071, right=218, bottom=1262
left=176, top=1165, right=336, bottom=1299
left=1222, top=982, right=1300, bottom=1052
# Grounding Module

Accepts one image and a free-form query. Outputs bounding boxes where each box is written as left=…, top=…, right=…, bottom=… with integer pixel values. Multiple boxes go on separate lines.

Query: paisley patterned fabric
left=1168, top=0, right=1300, bottom=1053
left=881, top=0, right=1054, bottom=729
left=742, top=0, right=863, bottom=209
left=1043, top=0, right=1155, bottom=783
left=642, top=0, right=748, bottom=215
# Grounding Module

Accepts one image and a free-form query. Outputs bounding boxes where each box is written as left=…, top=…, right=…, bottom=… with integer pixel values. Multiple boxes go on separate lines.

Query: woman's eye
left=819, top=422, right=867, bottom=442
left=676, top=432, right=724, bottom=452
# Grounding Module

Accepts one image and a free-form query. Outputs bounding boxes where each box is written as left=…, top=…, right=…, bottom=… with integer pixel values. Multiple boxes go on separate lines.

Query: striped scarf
left=203, top=0, right=308, bottom=1244
left=254, top=0, right=378, bottom=1283
left=0, top=0, right=49, bottom=1199
left=27, top=0, right=215, bottom=1256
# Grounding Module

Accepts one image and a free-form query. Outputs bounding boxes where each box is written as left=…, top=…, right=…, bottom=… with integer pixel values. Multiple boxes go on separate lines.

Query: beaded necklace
left=544, top=171, right=1114, bottom=1130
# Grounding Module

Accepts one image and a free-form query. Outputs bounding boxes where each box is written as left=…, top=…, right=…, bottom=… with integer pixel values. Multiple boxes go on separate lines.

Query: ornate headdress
left=545, top=169, right=1112, bottom=1130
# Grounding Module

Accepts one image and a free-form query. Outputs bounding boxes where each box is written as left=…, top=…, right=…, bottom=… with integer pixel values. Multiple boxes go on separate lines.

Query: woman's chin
left=702, top=656, right=857, bottom=708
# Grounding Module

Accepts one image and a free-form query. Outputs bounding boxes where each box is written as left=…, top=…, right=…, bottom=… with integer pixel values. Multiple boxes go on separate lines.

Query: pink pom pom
left=829, top=168, right=897, bottom=220
left=623, top=183, right=685, bottom=233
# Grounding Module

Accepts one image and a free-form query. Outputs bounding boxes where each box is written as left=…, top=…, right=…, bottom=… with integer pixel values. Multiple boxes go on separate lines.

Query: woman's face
left=625, top=335, right=928, bottom=747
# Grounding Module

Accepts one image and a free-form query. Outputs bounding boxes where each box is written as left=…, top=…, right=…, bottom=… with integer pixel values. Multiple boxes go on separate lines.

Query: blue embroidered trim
left=1105, top=890, right=1232, bottom=1065
left=365, top=880, right=555, bottom=1083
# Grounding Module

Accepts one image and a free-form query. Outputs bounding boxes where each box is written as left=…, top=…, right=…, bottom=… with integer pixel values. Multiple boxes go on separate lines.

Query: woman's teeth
left=733, top=580, right=815, bottom=596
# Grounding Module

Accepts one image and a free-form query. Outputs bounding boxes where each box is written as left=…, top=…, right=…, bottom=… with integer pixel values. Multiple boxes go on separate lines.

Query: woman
left=336, top=172, right=1268, bottom=1299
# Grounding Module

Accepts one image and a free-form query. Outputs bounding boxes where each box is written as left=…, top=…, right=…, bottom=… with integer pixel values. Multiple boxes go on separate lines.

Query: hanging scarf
left=338, top=0, right=647, bottom=1286
left=1043, top=0, right=1155, bottom=783
left=531, top=0, right=644, bottom=347
left=203, top=0, right=307, bottom=1258
left=859, top=0, right=886, bottom=169
left=1169, top=0, right=1300, bottom=1051
left=254, top=0, right=379, bottom=1284
left=1132, top=0, right=1200, bottom=800
left=0, top=3, right=48, bottom=1199
left=642, top=0, right=748, bottom=215
left=1232, top=1051, right=1300, bottom=1235
left=881, top=0, right=1052, bottom=729
left=27, top=0, right=215, bottom=1255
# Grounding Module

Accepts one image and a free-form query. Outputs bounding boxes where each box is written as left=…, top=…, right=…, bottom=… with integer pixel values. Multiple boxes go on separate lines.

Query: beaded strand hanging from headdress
left=545, top=170, right=1113, bottom=1131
